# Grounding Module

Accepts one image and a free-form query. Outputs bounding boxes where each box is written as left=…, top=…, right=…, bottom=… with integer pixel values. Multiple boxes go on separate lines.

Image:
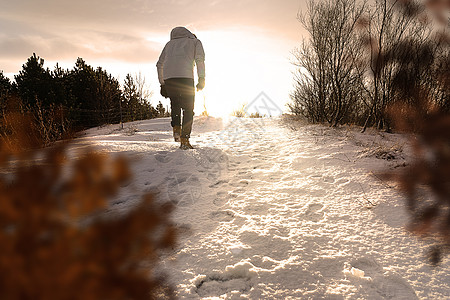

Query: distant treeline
left=0, top=54, right=168, bottom=145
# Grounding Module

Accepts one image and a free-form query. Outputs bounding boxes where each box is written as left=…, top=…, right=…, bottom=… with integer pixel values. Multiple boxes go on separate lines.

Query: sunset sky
left=0, top=0, right=307, bottom=116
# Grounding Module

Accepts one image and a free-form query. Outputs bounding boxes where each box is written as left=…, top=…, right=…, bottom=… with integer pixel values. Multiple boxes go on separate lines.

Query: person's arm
left=156, top=45, right=167, bottom=85
left=195, top=40, right=205, bottom=90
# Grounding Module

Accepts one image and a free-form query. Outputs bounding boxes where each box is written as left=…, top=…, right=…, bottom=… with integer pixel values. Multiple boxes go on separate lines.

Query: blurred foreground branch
left=0, top=114, right=176, bottom=299
left=381, top=0, right=450, bottom=265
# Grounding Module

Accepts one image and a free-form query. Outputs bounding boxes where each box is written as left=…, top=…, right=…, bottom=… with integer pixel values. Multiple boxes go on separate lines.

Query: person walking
left=157, top=26, right=205, bottom=149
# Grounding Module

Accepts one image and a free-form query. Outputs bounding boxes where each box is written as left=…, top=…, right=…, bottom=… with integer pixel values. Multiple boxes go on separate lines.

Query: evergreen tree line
left=289, top=0, right=449, bottom=132
left=0, top=54, right=169, bottom=145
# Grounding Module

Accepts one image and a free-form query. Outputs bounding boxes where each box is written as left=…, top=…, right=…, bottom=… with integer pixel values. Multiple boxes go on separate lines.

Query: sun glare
left=191, top=28, right=294, bottom=118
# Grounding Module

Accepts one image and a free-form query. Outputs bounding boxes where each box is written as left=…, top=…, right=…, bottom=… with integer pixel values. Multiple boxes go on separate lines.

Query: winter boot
left=180, top=137, right=194, bottom=150
left=173, top=126, right=181, bottom=142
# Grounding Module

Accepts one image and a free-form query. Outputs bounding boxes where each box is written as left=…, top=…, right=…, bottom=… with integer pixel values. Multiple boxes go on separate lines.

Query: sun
left=191, top=29, right=260, bottom=118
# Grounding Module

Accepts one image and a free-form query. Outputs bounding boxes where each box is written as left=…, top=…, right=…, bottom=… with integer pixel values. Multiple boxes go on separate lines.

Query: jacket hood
left=170, top=27, right=195, bottom=40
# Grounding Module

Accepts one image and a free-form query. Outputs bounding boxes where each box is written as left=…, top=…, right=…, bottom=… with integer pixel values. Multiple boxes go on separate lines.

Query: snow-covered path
left=81, top=116, right=449, bottom=299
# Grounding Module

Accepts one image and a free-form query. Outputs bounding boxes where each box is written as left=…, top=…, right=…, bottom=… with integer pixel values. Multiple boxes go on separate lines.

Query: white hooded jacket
left=156, top=27, right=205, bottom=85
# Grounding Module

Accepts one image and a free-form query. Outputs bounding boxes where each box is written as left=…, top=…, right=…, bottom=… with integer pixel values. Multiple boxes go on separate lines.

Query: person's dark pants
left=164, top=78, right=195, bottom=139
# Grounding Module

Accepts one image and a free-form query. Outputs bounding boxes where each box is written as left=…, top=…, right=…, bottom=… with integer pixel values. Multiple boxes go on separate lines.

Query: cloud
left=1, top=0, right=305, bottom=37
left=63, top=31, right=162, bottom=63
left=0, top=29, right=161, bottom=72
left=0, top=35, right=75, bottom=59
left=0, top=0, right=306, bottom=76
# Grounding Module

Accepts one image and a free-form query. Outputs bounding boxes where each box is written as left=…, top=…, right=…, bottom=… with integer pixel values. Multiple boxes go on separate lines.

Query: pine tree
left=122, top=73, right=156, bottom=122
left=66, top=58, right=97, bottom=112
left=51, top=64, right=75, bottom=108
left=0, top=71, right=11, bottom=97
left=0, top=71, right=12, bottom=119
left=123, top=74, right=140, bottom=122
left=156, top=101, right=165, bottom=117
left=14, top=53, right=56, bottom=108
left=94, top=67, right=121, bottom=124
left=65, top=58, right=122, bottom=128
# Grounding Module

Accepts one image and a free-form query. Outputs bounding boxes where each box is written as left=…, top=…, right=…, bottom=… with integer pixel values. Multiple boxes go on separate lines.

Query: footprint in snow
left=210, top=210, right=235, bottom=222
left=166, top=173, right=202, bottom=205
left=213, top=197, right=227, bottom=206
left=193, top=261, right=255, bottom=297
left=154, top=151, right=172, bottom=163
left=209, top=179, right=229, bottom=188
left=304, top=203, right=325, bottom=222
left=344, top=257, right=418, bottom=299
left=305, top=203, right=323, bottom=214
left=213, top=191, right=232, bottom=206
left=291, top=157, right=318, bottom=170
left=177, top=223, right=193, bottom=237
left=239, top=231, right=292, bottom=261
left=322, top=176, right=335, bottom=183
left=250, top=255, right=278, bottom=270
left=229, top=179, right=250, bottom=188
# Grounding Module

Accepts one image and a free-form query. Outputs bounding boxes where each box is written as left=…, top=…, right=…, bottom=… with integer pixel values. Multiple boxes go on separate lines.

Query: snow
left=78, top=116, right=449, bottom=299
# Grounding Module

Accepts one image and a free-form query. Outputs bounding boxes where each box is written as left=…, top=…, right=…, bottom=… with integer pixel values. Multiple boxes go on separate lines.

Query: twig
left=358, top=182, right=376, bottom=207
left=370, top=171, right=394, bottom=189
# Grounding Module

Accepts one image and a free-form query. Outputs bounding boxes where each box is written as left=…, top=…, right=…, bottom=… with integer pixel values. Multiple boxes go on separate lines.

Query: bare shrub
left=290, top=0, right=366, bottom=126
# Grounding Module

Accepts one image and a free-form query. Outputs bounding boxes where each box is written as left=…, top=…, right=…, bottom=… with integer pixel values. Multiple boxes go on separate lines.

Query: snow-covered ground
left=79, top=116, right=449, bottom=299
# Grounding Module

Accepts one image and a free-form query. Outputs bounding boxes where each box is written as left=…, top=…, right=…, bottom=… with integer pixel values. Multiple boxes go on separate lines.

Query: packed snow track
left=80, top=116, right=449, bottom=299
